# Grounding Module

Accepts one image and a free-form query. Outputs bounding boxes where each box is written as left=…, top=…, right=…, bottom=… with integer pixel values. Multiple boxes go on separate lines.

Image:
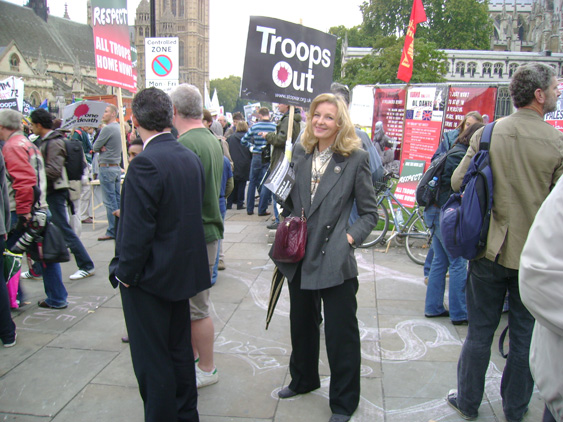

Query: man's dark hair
left=129, top=137, right=144, bottom=148
left=330, top=82, right=351, bottom=106
left=232, top=112, right=243, bottom=121
left=258, top=107, right=270, bottom=117
left=509, top=63, right=556, bottom=108
left=30, top=108, right=54, bottom=129
left=131, top=87, right=173, bottom=132
left=202, top=109, right=213, bottom=124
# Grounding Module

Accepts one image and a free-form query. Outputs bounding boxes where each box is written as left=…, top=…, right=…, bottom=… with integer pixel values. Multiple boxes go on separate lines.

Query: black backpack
left=64, top=138, right=86, bottom=181
left=415, top=149, right=454, bottom=207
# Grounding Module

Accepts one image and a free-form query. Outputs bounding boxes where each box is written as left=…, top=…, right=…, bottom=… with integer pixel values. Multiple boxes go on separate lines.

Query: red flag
left=397, top=0, right=427, bottom=83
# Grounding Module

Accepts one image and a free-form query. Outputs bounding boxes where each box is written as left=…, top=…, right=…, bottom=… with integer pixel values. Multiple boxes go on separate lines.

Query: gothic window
left=468, top=62, right=477, bottom=77
left=497, top=86, right=513, bottom=118
left=494, top=63, right=504, bottom=78
left=9, top=54, right=19, bottom=72
left=171, top=0, right=177, bottom=16
left=509, top=63, right=519, bottom=77
left=145, top=27, right=150, bottom=37
left=179, top=0, right=184, bottom=17
left=179, top=41, right=185, bottom=67
left=138, top=27, right=143, bottom=36
left=445, top=62, right=450, bottom=74
left=482, top=62, right=492, bottom=77
left=456, top=62, right=465, bottom=77
left=199, top=0, right=205, bottom=21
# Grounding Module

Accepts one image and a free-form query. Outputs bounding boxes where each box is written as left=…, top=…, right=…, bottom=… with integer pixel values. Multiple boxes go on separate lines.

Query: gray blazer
left=270, top=143, right=377, bottom=290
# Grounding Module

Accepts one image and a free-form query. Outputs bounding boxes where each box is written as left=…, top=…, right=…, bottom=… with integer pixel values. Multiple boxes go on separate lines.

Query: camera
left=10, top=210, right=48, bottom=254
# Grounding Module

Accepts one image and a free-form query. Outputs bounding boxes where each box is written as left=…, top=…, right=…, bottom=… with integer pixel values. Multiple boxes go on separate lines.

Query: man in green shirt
left=170, top=84, right=224, bottom=388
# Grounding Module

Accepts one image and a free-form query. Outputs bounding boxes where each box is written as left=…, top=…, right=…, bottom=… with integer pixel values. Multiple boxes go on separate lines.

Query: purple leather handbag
left=271, top=208, right=307, bottom=263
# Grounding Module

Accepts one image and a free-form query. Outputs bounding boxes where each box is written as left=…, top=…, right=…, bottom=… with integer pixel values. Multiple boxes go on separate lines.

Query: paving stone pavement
left=0, top=208, right=546, bottom=422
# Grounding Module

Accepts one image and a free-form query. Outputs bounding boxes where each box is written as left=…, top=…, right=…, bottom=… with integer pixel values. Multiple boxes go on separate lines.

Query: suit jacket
left=270, top=143, right=377, bottom=290
left=109, top=133, right=210, bottom=301
left=451, top=108, right=563, bottom=269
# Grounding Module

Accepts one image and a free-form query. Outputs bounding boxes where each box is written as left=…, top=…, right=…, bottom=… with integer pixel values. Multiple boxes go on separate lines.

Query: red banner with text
left=444, top=86, right=497, bottom=132
left=92, top=0, right=136, bottom=92
left=372, top=87, right=406, bottom=150
left=401, top=85, right=447, bottom=172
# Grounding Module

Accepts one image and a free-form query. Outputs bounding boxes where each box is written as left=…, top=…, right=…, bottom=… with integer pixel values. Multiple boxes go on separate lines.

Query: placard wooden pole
left=285, top=105, right=295, bottom=162
left=117, top=87, right=128, bottom=171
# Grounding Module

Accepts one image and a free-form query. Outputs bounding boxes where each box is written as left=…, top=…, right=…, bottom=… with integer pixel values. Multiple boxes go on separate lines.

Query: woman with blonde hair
left=269, top=93, right=378, bottom=422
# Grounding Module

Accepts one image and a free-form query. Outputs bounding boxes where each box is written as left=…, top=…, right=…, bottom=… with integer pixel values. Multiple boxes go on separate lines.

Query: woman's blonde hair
left=236, top=120, right=248, bottom=132
left=301, top=93, right=360, bottom=156
left=456, top=111, right=483, bottom=132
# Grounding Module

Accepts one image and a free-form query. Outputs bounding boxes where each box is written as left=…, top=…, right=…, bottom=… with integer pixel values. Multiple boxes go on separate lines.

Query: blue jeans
left=456, top=258, right=534, bottom=421
left=211, top=208, right=226, bottom=285
left=0, top=237, right=16, bottom=344
left=422, top=208, right=436, bottom=277
left=98, top=165, right=121, bottom=237
left=47, top=190, right=94, bottom=271
left=246, top=154, right=269, bottom=214
left=8, top=212, right=67, bottom=308
left=424, top=206, right=468, bottom=322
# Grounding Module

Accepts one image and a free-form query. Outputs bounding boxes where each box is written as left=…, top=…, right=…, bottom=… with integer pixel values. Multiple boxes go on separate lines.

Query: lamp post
left=150, top=0, right=156, bottom=37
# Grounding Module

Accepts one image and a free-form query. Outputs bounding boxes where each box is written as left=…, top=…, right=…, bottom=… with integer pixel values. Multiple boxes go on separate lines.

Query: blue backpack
left=440, top=122, right=496, bottom=260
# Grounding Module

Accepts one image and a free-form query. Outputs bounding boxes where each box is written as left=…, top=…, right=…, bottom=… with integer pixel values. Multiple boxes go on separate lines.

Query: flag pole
left=116, top=87, right=129, bottom=171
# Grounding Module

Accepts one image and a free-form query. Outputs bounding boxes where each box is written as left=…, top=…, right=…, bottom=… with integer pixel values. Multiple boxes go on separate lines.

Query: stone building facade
left=132, top=0, right=209, bottom=95
left=0, top=0, right=107, bottom=113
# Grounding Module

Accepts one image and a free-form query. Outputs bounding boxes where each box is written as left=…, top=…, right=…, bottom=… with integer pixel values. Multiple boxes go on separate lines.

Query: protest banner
left=402, top=85, right=447, bottom=171
left=545, top=80, right=563, bottom=132
left=444, top=86, right=497, bottom=131
left=373, top=86, right=407, bottom=152
left=395, top=159, right=425, bottom=208
left=241, top=16, right=336, bottom=108
left=91, top=0, right=136, bottom=92
left=349, top=85, right=375, bottom=128
left=0, top=76, right=24, bottom=112
left=61, top=100, right=107, bottom=130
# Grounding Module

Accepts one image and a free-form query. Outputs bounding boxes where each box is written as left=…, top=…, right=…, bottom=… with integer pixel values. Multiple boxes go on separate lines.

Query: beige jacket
left=451, top=108, right=563, bottom=269
left=519, top=177, right=563, bottom=421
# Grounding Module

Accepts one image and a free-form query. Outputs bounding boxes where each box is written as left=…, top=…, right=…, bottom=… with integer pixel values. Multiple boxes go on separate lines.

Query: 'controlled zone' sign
left=145, top=37, right=179, bottom=92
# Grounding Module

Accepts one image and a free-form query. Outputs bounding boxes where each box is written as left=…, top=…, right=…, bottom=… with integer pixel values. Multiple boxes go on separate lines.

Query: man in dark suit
left=110, top=87, right=210, bottom=422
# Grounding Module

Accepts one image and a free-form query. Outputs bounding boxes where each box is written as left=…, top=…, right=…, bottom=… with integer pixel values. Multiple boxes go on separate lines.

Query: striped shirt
left=241, top=120, right=277, bottom=154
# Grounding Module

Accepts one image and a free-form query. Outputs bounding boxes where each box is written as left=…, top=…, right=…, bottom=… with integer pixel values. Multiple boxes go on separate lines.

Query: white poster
left=61, top=100, right=108, bottom=130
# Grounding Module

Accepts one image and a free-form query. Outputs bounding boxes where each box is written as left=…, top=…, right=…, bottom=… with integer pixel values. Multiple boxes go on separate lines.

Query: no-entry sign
left=145, top=37, right=179, bottom=93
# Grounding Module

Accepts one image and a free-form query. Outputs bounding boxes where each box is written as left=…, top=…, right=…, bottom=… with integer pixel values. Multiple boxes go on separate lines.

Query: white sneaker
left=195, top=364, right=218, bottom=388
left=3, top=333, right=17, bottom=348
left=69, top=269, right=95, bottom=280
left=21, top=271, right=42, bottom=280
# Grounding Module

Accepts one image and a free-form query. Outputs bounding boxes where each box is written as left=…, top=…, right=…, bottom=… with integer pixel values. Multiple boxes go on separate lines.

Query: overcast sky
left=4, top=0, right=365, bottom=80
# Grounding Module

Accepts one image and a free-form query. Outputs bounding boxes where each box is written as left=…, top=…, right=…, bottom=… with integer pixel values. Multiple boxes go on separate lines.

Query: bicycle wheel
left=360, top=202, right=389, bottom=248
left=405, top=214, right=431, bottom=265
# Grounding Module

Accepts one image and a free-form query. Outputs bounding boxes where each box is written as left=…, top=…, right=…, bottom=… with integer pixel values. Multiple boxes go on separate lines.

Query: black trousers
left=228, top=179, right=246, bottom=208
left=287, top=272, right=361, bottom=416
left=120, top=284, right=198, bottom=422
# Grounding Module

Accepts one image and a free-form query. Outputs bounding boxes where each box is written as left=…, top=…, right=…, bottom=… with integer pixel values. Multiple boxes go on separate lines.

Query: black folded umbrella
left=266, top=266, right=285, bottom=330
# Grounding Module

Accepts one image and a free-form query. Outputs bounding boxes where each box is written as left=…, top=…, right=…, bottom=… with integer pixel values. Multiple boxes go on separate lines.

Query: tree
left=210, top=75, right=244, bottom=113
left=340, top=36, right=447, bottom=88
left=359, top=0, right=493, bottom=50
left=329, top=25, right=375, bottom=80
left=419, top=0, right=493, bottom=50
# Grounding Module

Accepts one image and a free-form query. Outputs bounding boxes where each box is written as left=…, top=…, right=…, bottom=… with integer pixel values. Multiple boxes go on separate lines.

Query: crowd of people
left=0, top=61, right=562, bottom=422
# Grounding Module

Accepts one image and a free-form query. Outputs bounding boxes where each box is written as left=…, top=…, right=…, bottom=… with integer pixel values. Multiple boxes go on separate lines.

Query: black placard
left=240, top=17, right=336, bottom=107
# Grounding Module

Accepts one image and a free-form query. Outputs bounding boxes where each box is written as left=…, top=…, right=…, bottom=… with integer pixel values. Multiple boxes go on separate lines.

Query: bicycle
left=360, top=173, right=432, bottom=265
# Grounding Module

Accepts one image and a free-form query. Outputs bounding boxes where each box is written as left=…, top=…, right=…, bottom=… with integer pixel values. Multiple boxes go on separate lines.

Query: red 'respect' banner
left=444, top=87, right=497, bottom=132
left=92, top=0, right=136, bottom=92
